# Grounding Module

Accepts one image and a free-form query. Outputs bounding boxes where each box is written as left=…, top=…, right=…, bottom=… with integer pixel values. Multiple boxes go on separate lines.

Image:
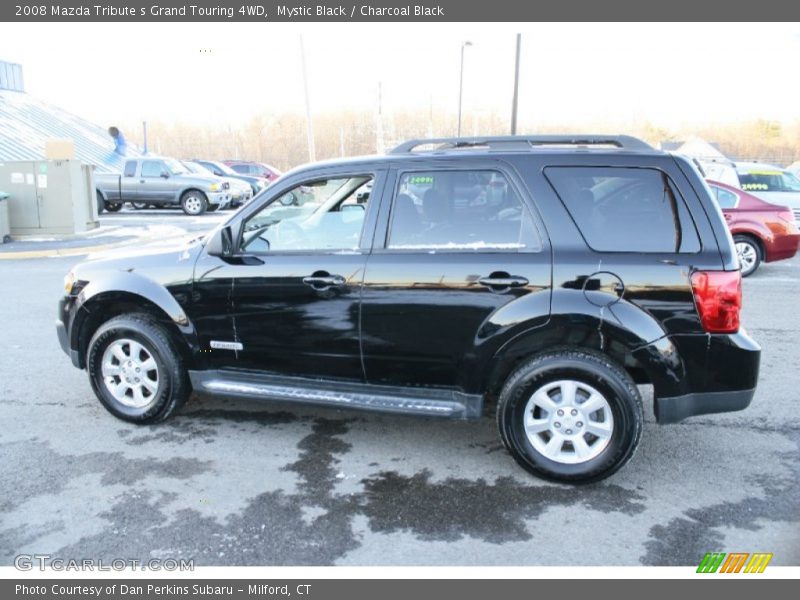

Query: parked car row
left=697, top=160, right=800, bottom=275
left=96, top=157, right=282, bottom=216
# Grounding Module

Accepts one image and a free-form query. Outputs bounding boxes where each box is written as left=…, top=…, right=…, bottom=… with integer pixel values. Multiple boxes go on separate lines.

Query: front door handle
left=478, top=273, right=529, bottom=292
left=303, top=273, right=346, bottom=290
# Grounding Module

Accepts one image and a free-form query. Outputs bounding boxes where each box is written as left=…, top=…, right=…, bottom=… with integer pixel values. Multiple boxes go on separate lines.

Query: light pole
left=299, top=35, right=316, bottom=163
left=457, top=41, right=473, bottom=138
left=511, top=34, right=521, bottom=135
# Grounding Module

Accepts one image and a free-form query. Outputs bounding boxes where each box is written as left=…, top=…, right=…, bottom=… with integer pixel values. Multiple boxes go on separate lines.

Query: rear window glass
left=545, top=167, right=700, bottom=253
left=738, top=170, right=800, bottom=192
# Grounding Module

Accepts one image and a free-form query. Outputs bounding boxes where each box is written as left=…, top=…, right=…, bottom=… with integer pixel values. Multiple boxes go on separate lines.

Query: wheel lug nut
left=557, top=409, right=564, bottom=416
left=577, top=421, right=583, bottom=427
left=566, top=429, right=573, bottom=435
left=554, top=422, right=561, bottom=428
left=571, top=409, right=578, bottom=416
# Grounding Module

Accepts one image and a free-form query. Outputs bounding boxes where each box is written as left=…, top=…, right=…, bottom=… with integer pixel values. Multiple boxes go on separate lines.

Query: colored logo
left=697, top=552, right=773, bottom=573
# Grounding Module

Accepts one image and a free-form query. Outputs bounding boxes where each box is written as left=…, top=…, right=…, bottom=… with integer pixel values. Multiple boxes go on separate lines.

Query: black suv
left=57, top=136, right=761, bottom=483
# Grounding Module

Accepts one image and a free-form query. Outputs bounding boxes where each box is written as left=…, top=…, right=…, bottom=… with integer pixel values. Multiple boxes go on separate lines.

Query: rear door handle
left=478, top=273, right=529, bottom=291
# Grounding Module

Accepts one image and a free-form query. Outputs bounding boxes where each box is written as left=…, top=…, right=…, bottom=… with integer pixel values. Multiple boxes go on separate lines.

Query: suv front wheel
left=86, top=314, right=190, bottom=423
left=497, top=349, right=643, bottom=484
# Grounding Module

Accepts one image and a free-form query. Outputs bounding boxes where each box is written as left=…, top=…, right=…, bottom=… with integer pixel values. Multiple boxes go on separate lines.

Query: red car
left=223, top=160, right=281, bottom=183
left=707, top=179, right=800, bottom=276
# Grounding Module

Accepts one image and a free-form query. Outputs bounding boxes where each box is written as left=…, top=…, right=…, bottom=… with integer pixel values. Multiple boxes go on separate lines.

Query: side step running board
left=188, top=370, right=483, bottom=420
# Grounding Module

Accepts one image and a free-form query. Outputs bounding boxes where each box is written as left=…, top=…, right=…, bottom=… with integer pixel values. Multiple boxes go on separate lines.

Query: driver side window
left=241, top=175, right=372, bottom=254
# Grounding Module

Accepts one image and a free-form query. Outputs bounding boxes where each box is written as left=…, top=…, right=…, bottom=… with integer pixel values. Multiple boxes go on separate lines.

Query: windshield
left=739, top=169, right=800, bottom=192
left=164, top=158, right=189, bottom=175
left=213, top=162, right=238, bottom=176
left=184, top=161, right=211, bottom=175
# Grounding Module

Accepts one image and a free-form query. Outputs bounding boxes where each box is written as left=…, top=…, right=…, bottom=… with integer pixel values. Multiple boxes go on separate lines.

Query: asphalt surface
left=0, top=211, right=798, bottom=566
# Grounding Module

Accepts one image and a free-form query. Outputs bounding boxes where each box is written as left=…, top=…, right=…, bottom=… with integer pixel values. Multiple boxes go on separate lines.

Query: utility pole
left=299, top=35, right=316, bottom=162
left=142, top=121, right=148, bottom=154
left=376, top=81, right=385, bottom=154
left=428, top=94, right=434, bottom=138
left=457, top=41, right=472, bottom=137
left=511, top=34, right=521, bottom=135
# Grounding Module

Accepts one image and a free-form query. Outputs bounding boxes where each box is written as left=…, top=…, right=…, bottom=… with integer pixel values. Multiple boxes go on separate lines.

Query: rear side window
left=123, top=161, right=136, bottom=177
left=545, top=166, right=701, bottom=253
left=387, top=169, right=541, bottom=251
left=710, top=185, right=739, bottom=209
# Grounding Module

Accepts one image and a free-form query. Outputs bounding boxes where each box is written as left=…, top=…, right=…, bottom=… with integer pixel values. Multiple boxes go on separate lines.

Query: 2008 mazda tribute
left=57, top=135, right=761, bottom=483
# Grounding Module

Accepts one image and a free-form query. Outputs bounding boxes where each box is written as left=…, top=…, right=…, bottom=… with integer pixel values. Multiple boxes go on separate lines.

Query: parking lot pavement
left=0, top=237, right=797, bottom=566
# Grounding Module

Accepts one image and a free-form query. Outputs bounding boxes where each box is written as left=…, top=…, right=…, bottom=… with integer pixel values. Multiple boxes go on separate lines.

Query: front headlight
left=209, top=183, right=221, bottom=192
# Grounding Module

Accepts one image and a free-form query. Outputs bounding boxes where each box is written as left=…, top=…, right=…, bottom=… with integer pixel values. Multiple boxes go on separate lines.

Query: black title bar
left=3, top=0, right=800, bottom=21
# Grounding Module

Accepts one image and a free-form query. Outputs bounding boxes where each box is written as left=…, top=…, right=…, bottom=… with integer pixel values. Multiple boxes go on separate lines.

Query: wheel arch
left=179, top=187, right=208, bottom=201
left=732, top=230, right=766, bottom=257
left=71, top=275, right=199, bottom=369
left=479, top=313, right=682, bottom=407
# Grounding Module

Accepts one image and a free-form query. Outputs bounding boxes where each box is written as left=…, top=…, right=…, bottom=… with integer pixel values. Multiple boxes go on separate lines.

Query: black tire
left=180, top=190, right=207, bottom=216
left=96, top=191, right=104, bottom=214
left=86, top=314, right=191, bottom=424
left=104, top=201, right=123, bottom=212
left=496, top=348, right=643, bottom=484
left=207, top=204, right=219, bottom=212
left=734, top=234, right=762, bottom=277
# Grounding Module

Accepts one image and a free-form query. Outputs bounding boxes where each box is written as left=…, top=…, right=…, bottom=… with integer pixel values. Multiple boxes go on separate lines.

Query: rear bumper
left=634, top=329, right=761, bottom=423
left=655, top=388, right=755, bottom=424
left=764, top=231, right=800, bottom=262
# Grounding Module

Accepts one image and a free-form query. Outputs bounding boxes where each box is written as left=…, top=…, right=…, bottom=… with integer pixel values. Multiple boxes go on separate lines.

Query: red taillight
left=690, top=270, right=742, bottom=334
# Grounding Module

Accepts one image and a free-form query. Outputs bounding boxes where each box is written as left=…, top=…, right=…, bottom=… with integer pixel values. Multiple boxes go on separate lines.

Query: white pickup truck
left=96, top=157, right=231, bottom=215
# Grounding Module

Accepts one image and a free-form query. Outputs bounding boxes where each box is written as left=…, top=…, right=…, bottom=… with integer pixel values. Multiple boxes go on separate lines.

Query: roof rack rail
left=389, top=135, right=653, bottom=154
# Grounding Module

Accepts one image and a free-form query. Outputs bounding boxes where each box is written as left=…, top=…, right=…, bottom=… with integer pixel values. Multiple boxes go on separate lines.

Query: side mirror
left=207, top=225, right=234, bottom=257
left=160, top=171, right=170, bottom=178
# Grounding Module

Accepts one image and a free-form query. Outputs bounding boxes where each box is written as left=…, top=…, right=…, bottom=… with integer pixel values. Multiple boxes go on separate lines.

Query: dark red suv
left=707, top=179, right=800, bottom=276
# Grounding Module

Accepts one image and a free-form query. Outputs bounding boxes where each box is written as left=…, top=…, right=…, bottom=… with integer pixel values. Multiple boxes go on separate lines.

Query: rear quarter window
left=544, top=166, right=701, bottom=253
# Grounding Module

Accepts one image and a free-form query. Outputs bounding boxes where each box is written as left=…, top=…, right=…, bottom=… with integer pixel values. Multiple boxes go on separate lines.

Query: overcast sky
left=2, top=22, right=800, bottom=132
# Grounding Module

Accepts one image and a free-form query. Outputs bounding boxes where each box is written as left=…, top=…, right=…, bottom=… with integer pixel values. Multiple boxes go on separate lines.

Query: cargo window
left=386, top=170, right=541, bottom=252
left=545, top=166, right=701, bottom=253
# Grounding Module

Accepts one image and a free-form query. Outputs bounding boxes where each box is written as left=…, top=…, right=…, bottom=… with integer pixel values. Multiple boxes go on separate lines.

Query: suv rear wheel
left=497, top=349, right=643, bottom=483
left=86, top=314, right=190, bottom=423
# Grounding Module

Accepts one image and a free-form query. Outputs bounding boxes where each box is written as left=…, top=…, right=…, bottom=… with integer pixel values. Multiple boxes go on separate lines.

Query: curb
left=0, top=239, right=137, bottom=260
